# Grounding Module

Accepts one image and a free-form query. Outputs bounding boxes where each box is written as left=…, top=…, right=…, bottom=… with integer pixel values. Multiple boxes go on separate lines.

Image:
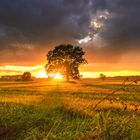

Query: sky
left=0, top=0, right=140, bottom=78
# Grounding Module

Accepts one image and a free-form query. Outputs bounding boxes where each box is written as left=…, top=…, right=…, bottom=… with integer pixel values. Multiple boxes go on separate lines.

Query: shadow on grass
left=0, top=102, right=91, bottom=140
left=0, top=102, right=140, bottom=140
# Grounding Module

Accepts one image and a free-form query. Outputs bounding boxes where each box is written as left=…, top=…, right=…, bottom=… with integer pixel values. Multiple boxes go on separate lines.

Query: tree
left=22, top=72, right=32, bottom=81
left=45, top=44, right=87, bottom=82
left=99, top=73, right=106, bottom=80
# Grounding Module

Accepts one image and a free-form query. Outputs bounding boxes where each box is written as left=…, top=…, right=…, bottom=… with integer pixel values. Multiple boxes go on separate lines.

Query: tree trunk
left=66, top=63, right=70, bottom=82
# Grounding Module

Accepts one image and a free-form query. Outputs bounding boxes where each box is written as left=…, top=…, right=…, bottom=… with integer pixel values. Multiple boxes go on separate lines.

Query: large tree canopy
left=45, top=44, right=87, bottom=81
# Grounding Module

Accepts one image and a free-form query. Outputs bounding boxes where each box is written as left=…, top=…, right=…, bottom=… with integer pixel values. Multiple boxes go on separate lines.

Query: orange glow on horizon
left=81, top=71, right=140, bottom=78
left=0, top=65, right=140, bottom=79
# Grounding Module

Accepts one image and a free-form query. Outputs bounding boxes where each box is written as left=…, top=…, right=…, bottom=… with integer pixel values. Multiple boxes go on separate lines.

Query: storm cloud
left=0, top=0, right=140, bottom=65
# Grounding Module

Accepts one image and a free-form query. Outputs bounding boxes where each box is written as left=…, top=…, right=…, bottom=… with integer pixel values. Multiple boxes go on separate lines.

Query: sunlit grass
left=0, top=79, right=140, bottom=139
left=61, top=96, right=140, bottom=116
left=0, top=95, right=44, bottom=105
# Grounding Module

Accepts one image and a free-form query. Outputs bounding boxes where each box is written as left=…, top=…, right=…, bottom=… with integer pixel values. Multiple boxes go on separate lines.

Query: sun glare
left=36, top=71, right=48, bottom=78
left=54, top=73, right=63, bottom=80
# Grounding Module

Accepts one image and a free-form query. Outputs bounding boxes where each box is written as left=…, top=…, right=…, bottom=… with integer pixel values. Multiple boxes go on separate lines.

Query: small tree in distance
left=100, top=73, right=106, bottom=80
left=22, top=72, right=32, bottom=81
left=45, top=44, right=87, bottom=82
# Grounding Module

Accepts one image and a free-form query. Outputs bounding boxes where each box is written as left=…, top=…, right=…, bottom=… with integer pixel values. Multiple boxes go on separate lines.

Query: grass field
left=0, top=79, right=140, bottom=140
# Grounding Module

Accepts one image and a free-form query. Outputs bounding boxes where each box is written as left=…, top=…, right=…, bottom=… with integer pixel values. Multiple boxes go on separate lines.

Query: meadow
left=0, top=79, right=140, bottom=140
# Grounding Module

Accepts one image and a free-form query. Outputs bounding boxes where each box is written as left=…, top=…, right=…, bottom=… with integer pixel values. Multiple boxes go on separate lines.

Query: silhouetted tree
left=100, top=73, right=106, bottom=80
left=22, top=72, right=31, bottom=81
left=45, top=44, right=87, bottom=82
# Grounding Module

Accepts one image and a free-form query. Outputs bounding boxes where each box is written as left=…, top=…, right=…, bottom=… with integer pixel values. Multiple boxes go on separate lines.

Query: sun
left=35, top=71, right=63, bottom=80
left=36, top=71, right=48, bottom=78
left=53, top=73, right=63, bottom=80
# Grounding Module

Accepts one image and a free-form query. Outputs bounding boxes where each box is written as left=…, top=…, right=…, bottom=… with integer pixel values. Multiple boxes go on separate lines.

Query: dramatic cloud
left=0, top=0, right=140, bottom=65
